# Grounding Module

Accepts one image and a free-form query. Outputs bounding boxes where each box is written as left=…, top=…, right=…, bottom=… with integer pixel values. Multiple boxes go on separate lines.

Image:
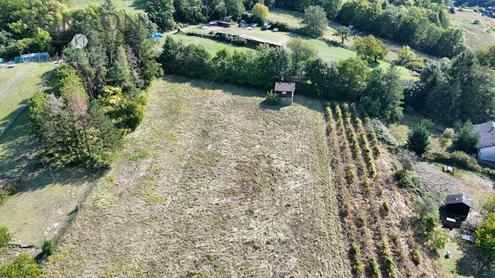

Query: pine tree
left=407, top=121, right=431, bottom=156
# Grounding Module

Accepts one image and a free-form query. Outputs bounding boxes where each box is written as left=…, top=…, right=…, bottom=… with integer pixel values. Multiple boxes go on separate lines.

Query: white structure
left=473, top=121, right=495, bottom=165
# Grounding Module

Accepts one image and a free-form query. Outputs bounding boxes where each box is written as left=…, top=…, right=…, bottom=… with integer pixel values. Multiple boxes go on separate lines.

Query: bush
left=475, top=213, right=495, bottom=265
left=371, top=119, right=398, bottom=147
left=395, top=169, right=421, bottom=189
left=368, top=258, right=381, bottom=278
left=412, top=245, right=422, bottom=265
left=413, top=197, right=448, bottom=252
left=425, top=226, right=448, bottom=251
left=382, top=202, right=391, bottom=216
left=0, top=253, right=42, bottom=278
left=429, top=151, right=488, bottom=174
left=0, top=226, right=11, bottom=248
left=452, top=121, right=480, bottom=154
left=41, top=240, right=55, bottom=256
left=264, top=90, right=279, bottom=105
left=407, top=121, right=431, bottom=156
left=350, top=243, right=365, bottom=275
left=0, top=181, right=17, bottom=207
left=382, top=241, right=398, bottom=278
left=268, top=21, right=295, bottom=32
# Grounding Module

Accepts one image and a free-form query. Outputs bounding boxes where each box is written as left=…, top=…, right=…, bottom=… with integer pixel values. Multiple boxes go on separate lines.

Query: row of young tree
left=28, top=0, right=163, bottom=168
left=159, top=36, right=404, bottom=123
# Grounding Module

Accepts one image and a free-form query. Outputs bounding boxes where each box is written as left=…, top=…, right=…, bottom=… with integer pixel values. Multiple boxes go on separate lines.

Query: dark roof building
left=445, top=194, right=471, bottom=221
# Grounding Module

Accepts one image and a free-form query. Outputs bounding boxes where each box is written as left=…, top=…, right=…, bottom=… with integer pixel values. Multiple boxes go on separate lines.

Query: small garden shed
left=445, top=194, right=471, bottom=221
left=274, top=82, right=296, bottom=105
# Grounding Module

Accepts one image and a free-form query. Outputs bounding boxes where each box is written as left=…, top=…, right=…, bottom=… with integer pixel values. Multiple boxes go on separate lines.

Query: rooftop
left=445, top=194, right=472, bottom=207
left=473, top=121, right=495, bottom=149
left=274, top=82, right=296, bottom=93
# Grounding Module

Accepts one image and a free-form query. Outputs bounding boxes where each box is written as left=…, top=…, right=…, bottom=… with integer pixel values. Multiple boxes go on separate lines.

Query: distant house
left=274, top=82, right=296, bottom=104
left=473, top=121, right=495, bottom=166
left=445, top=194, right=471, bottom=222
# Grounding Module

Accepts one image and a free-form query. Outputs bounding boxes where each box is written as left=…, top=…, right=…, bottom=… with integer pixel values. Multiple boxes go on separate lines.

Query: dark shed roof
left=445, top=194, right=472, bottom=207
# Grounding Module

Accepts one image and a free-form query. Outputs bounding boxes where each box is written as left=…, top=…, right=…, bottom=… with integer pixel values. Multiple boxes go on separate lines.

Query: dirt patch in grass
left=43, top=76, right=351, bottom=277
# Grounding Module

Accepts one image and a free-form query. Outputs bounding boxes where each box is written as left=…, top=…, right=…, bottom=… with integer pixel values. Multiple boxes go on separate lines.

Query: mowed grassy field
left=449, top=9, right=495, bottom=51
left=0, top=62, right=97, bottom=248
left=0, top=63, right=54, bottom=130
left=43, top=76, right=351, bottom=277
left=0, top=114, right=98, bottom=247
left=66, top=0, right=143, bottom=13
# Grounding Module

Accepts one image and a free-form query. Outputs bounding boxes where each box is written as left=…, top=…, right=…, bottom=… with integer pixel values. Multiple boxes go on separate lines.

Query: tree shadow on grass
left=162, top=75, right=325, bottom=113
left=456, top=242, right=495, bottom=277
left=0, top=112, right=104, bottom=195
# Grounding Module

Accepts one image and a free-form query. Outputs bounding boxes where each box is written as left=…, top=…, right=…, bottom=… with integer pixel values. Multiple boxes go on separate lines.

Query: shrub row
left=382, top=240, right=398, bottom=278
left=365, top=118, right=382, bottom=156
left=368, top=258, right=381, bottom=278
left=350, top=243, right=365, bottom=275
left=355, top=117, right=378, bottom=179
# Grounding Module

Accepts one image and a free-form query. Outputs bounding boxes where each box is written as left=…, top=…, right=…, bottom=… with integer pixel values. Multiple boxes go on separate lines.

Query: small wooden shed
left=274, top=82, right=296, bottom=104
left=445, top=194, right=471, bottom=221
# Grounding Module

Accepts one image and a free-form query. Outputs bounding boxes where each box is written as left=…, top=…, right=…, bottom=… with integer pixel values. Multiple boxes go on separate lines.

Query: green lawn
left=66, top=0, right=144, bottom=13
left=449, top=9, right=495, bottom=51
left=170, top=33, right=253, bottom=54
left=0, top=63, right=95, bottom=246
left=0, top=114, right=97, bottom=246
left=0, top=63, right=54, bottom=129
left=268, top=9, right=304, bottom=29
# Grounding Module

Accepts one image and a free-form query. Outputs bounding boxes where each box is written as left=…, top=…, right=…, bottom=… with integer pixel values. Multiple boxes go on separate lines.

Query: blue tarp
left=14, top=52, right=50, bottom=63
left=151, top=33, right=163, bottom=39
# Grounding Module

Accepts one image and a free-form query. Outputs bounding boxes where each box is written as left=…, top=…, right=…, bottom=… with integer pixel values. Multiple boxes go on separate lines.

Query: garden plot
left=324, top=104, right=436, bottom=277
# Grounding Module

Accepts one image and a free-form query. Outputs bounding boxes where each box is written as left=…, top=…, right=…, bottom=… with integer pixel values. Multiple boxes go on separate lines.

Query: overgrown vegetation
left=413, top=197, right=448, bottom=252
left=0, top=226, right=11, bottom=248
left=405, top=51, right=495, bottom=126
left=0, top=253, right=42, bottom=278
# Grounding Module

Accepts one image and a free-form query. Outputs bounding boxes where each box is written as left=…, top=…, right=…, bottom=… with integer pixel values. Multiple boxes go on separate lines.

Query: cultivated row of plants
left=325, top=103, right=423, bottom=277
